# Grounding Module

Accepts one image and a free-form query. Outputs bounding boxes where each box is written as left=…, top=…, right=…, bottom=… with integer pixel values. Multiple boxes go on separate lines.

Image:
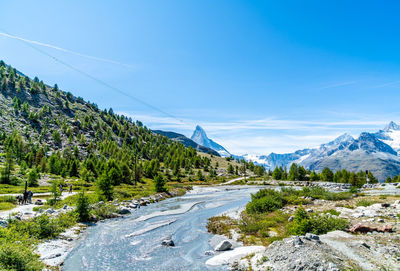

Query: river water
left=63, top=186, right=262, bottom=271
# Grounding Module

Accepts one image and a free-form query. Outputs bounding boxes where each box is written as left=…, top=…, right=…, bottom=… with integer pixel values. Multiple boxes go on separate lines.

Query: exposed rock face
left=237, top=235, right=356, bottom=271
left=349, top=223, right=393, bottom=233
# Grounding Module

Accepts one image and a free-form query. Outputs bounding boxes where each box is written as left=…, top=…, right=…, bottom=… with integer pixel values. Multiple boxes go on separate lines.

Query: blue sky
left=1, top=0, right=400, bottom=154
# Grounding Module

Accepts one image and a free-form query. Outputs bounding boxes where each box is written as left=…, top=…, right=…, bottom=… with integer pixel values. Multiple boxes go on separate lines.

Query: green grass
left=323, top=209, right=341, bottom=216
left=0, top=184, right=51, bottom=194
left=0, top=202, right=16, bottom=211
left=207, top=215, right=237, bottom=238
left=356, top=199, right=377, bottom=207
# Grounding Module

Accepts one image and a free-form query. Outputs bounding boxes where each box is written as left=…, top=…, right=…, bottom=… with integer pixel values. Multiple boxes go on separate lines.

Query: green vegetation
left=76, top=192, right=90, bottom=222
left=208, top=187, right=353, bottom=246
left=0, top=212, right=78, bottom=270
left=246, top=187, right=351, bottom=214
left=287, top=208, right=349, bottom=235
left=356, top=199, right=377, bottom=207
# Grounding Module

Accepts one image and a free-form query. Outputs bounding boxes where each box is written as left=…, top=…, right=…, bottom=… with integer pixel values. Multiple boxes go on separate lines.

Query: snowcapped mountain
left=190, top=125, right=231, bottom=157
left=243, top=122, right=400, bottom=180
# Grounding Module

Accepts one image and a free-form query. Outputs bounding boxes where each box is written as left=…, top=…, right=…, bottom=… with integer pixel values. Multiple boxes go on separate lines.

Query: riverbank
left=206, top=184, right=400, bottom=270
left=34, top=186, right=190, bottom=269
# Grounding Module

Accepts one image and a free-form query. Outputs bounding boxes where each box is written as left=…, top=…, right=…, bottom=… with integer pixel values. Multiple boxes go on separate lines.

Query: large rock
left=118, top=208, right=131, bottom=215
left=349, top=223, right=393, bottom=233
left=161, top=239, right=175, bottom=247
left=214, top=240, right=232, bottom=251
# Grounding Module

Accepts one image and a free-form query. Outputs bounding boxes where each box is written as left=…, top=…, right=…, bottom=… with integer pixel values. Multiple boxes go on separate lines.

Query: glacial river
left=63, top=186, right=262, bottom=271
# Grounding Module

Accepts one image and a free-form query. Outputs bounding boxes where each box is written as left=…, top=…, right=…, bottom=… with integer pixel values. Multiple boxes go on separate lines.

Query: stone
left=0, top=220, right=8, bottom=228
left=293, top=236, right=303, bottom=246
left=45, top=208, right=55, bottom=214
left=34, top=200, right=43, bottom=205
left=205, top=250, right=215, bottom=256
left=288, top=216, right=294, bottom=222
left=306, top=209, right=314, bottom=213
left=66, top=238, right=73, bottom=242
left=349, top=223, right=393, bottom=233
left=305, top=233, right=320, bottom=241
left=118, top=208, right=131, bottom=215
left=215, top=240, right=233, bottom=251
left=63, top=204, right=68, bottom=209
left=161, top=239, right=175, bottom=247
left=381, top=203, right=390, bottom=208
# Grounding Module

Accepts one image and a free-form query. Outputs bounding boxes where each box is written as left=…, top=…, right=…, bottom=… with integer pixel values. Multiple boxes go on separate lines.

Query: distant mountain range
left=156, top=121, right=400, bottom=180
left=243, top=121, right=400, bottom=181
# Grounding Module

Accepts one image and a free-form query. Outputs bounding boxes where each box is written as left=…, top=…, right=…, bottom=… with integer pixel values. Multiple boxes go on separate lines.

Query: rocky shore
left=207, top=185, right=400, bottom=271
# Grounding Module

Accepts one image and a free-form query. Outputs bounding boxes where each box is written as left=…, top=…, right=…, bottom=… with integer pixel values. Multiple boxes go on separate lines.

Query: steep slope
left=190, top=125, right=231, bottom=157
left=0, top=61, right=213, bottom=184
left=152, top=130, right=220, bottom=156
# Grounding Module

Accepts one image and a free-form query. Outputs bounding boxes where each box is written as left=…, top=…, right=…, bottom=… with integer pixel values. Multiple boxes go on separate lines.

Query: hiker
left=69, top=183, right=73, bottom=194
left=23, top=190, right=28, bottom=204
left=59, top=184, right=63, bottom=196
left=27, top=190, right=33, bottom=204
left=16, top=195, right=23, bottom=205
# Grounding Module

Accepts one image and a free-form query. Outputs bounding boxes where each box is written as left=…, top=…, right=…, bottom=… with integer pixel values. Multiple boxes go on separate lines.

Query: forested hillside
left=0, top=61, right=226, bottom=189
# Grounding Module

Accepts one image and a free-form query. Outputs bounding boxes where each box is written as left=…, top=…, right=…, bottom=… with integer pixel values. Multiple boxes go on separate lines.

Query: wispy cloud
left=0, top=32, right=134, bottom=68
left=317, top=81, right=357, bottom=90
left=370, top=80, right=400, bottom=89
left=119, top=111, right=391, bottom=155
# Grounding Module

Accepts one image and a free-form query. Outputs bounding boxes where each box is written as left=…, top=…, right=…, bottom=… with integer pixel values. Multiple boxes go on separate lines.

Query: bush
left=0, top=242, right=43, bottom=271
left=76, top=192, right=90, bottom=222
left=287, top=208, right=349, bottom=235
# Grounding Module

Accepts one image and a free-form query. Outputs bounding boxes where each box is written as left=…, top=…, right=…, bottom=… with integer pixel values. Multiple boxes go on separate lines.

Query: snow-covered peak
left=384, top=121, right=400, bottom=131
left=190, top=125, right=231, bottom=157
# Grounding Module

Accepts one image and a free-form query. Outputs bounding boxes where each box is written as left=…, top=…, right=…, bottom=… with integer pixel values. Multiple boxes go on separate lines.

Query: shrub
left=287, top=208, right=349, bottom=235
left=0, top=242, right=43, bottom=271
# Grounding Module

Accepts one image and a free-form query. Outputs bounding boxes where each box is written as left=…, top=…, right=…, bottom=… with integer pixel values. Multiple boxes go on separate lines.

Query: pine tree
left=96, top=172, right=114, bottom=201
left=154, top=174, right=167, bottom=192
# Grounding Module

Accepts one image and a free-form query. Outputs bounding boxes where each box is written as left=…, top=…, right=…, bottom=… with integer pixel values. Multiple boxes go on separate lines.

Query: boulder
left=305, top=233, right=320, bottom=241
left=161, top=239, right=175, bottom=247
left=34, top=200, right=43, bottom=205
left=214, top=240, right=232, bottom=251
left=45, top=208, right=55, bottom=214
left=118, top=208, right=131, bottom=215
left=349, top=223, right=393, bottom=233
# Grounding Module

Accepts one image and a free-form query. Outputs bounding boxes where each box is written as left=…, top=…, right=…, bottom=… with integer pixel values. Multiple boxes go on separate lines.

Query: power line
left=0, top=28, right=186, bottom=125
